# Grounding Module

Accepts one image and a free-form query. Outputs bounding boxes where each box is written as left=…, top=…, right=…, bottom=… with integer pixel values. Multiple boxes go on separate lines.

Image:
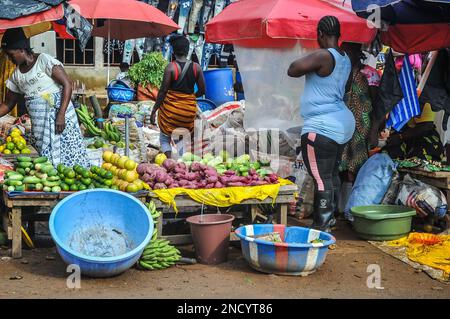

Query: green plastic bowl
left=351, top=205, right=416, bottom=241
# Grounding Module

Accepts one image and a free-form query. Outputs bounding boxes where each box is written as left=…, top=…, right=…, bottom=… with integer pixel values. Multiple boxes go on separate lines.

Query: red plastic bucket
left=186, top=214, right=235, bottom=265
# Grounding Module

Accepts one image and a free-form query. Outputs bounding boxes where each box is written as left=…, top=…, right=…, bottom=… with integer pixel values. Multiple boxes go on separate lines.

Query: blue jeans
left=162, top=0, right=179, bottom=60
left=178, top=0, right=193, bottom=34
left=198, top=0, right=214, bottom=34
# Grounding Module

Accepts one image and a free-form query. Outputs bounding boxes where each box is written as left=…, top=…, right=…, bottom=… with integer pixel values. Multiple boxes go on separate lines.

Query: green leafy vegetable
left=128, top=52, right=168, bottom=88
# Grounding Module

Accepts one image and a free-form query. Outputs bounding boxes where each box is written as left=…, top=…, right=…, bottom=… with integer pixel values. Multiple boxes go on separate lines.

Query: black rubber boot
left=311, top=190, right=335, bottom=232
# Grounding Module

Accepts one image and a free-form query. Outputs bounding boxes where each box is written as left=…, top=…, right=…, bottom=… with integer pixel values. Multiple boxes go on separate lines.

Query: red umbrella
left=69, top=0, right=179, bottom=40
left=205, top=0, right=377, bottom=48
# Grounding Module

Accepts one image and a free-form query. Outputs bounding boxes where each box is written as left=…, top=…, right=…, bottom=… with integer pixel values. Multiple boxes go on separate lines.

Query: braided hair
left=317, top=16, right=341, bottom=37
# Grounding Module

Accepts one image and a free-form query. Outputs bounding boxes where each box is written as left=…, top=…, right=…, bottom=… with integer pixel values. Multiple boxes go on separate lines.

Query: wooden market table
left=399, top=168, right=450, bottom=210
left=1, top=191, right=148, bottom=259
left=148, top=184, right=298, bottom=245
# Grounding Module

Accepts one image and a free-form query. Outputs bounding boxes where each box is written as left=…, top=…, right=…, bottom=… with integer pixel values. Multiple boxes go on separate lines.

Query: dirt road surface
left=0, top=220, right=449, bottom=299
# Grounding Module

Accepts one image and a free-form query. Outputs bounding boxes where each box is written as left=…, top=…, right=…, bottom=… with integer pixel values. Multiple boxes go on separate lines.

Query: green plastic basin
left=351, top=205, right=416, bottom=241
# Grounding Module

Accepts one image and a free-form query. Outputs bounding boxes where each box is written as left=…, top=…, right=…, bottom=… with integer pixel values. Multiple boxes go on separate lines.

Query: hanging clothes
left=372, top=49, right=404, bottom=121
left=386, top=55, right=421, bottom=131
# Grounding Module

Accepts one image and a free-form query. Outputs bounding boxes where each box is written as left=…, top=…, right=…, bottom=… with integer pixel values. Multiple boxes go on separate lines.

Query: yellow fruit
left=6, top=136, right=12, bottom=143
left=132, top=179, right=144, bottom=191
left=12, top=149, right=20, bottom=154
left=124, top=159, right=137, bottom=171
left=119, top=181, right=129, bottom=192
left=103, top=151, right=113, bottom=163
left=125, top=171, right=139, bottom=183
left=0, top=145, right=5, bottom=153
left=142, top=182, right=150, bottom=190
left=111, top=154, right=120, bottom=165
left=102, top=163, right=113, bottom=171
left=155, top=153, right=167, bottom=166
left=110, top=166, right=118, bottom=176
left=21, top=148, right=31, bottom=154
left=10, top=131, right=21, bottom=138
left=11, top=128, right=21, bottom=136
left=126, top=183, right=139, bottom=193
left=117, top=156, right=128, bottom=169
left=6, top=142, right=15, bottom=151
left=117, top=169, right=127, bottom=180
left=3, top=149, right=11, bottom=154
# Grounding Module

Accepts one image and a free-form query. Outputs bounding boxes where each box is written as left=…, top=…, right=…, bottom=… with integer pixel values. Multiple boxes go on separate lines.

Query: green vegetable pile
left=128, top=52, right=168, bottom=88
left=180, top=151, right=273, bottom=177
left=138, top=201, right=181, bottom=270
left=2, top=156, right=115, bottom=192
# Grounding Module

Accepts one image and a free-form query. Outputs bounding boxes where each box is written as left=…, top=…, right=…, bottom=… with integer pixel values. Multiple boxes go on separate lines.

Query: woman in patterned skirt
left=340, top=43, right=377, bottom=181
left=0, top=28, right=89, bottom=167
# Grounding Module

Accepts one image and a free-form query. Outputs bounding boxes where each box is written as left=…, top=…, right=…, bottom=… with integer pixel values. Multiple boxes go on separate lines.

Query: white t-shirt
left=6, top=53, right=63, bottom=98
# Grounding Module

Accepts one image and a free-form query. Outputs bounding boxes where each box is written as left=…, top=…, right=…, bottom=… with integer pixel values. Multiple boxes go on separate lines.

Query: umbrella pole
left=107, top=23, right=111, bottom=86
left=417, top=51, right=437, bottom=97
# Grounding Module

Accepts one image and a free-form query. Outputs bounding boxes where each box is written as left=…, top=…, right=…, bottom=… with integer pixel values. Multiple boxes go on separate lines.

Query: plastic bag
left=234, top=43, right=310, bottom=131
left=204, top=101, right=244, bottom=128
left=395, top=174, right=447, bottom=218
left=345, top=153, right=397, bottom=221
left=381, top=171, right=402, bottom=205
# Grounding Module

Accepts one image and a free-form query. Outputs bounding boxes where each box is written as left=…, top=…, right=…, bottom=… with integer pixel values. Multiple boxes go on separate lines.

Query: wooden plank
left=279, top=204, right=288, bottom=225
left=11, top=208, right=22, bottom=259
left=157, top=212, right=163, bottom=238
left=250, top=206, right=259, bottom=221
left=408, top=175, right=449, bottom=189
left=400, top=168, right=450, bottom=178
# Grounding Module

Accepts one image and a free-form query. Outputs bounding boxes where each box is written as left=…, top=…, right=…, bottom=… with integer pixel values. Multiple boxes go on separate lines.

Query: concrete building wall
left=30, top=34, right=120, bottom=98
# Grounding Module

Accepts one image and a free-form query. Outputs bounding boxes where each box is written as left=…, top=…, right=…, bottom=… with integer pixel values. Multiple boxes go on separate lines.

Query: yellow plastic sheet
left=152, top=178, right=294, bottom=212
left=388, top=233, right=450, bottom=280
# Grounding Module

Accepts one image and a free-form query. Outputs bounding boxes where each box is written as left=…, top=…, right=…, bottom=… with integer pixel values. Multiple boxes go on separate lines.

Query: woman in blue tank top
left=287, top=16, right=355, bottom=232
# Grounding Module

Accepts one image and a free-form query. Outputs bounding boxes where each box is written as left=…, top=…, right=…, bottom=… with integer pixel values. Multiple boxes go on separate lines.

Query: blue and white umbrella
left=351, top=0, right=450, bottom=24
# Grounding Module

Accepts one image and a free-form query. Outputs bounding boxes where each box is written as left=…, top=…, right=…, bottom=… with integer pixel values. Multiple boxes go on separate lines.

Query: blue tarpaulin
left=0, top=0, right=65, bottom=20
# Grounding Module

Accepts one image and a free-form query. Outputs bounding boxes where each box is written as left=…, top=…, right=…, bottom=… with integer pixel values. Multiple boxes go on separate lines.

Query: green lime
left=78, top=184, right=87, bottom=191
left=60, top=183, right=70, bottom=191
left=69, top=184, right=79, bottom=191
left=104, top=172, right=113, bottom=180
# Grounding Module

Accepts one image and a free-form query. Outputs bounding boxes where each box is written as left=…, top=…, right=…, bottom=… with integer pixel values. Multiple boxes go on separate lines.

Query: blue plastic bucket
left=203, top=68, right=235, bottom=107
left=49, top=189, right=153, bottom=277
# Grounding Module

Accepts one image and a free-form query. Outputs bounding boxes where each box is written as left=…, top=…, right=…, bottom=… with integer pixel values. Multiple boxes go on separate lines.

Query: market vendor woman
left=150, top=35, right=206, bottom=158
left=0, top=28, right=89, bottom=167
left=287, top=16, right=355, bottom=232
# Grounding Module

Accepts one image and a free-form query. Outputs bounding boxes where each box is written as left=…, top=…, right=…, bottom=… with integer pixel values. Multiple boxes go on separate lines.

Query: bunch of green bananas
left=104, top=122, right=121, bottom=143
left=139, top=201, right=181, bottom=270
left=139, top=238, right=181, bottom=270
left=76, top=105, right=102, bottom=137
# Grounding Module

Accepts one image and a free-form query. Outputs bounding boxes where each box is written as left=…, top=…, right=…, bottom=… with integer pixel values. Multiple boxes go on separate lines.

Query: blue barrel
left=203, top=68, right=235, bottom=107
left=235, top=71, right=245, bottom=101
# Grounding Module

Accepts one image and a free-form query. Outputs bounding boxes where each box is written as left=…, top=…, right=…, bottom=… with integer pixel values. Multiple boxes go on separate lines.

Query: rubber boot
left=311, top=190, right=335, bottom=232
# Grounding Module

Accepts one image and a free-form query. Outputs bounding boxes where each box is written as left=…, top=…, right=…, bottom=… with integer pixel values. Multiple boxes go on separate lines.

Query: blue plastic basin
left=235, top=224, right=335, bottom=276
left=49, top=190, right=153, bottom=277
